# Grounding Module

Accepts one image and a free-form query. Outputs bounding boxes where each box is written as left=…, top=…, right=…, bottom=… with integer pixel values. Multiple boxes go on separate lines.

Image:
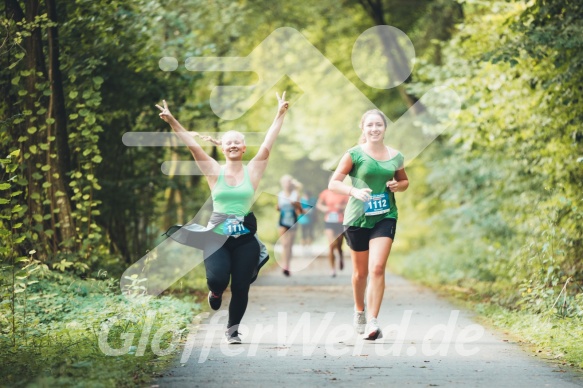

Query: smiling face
left=361, top=112, right=386, bottom=143
left=221, top=131, right=246, bottom=160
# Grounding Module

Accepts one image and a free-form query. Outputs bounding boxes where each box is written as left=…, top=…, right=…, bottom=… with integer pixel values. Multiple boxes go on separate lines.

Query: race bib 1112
left=364, top=192, right=390, bottom=216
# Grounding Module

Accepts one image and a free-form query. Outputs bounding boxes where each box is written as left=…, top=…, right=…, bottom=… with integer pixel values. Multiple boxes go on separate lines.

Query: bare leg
left=351, top=249, right=369, bottom=312
left=286, top=229, right=296, bottom=270
left=279, top=226, right=296, bottom=274
left=279, top=226, right=291, bottom=273
left=366, top=237, right=393, bottom=319
left=325, top=228, right=337, bottom=275
left=334, top=234, right=344, bottom=270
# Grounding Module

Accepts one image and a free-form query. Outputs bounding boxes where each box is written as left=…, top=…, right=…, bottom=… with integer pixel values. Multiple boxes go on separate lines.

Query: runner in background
left=297, top=189, right=317, bottom=255
left=277, top=175, right=303, bottom=276
left=316, top=188, right=348, bottom=277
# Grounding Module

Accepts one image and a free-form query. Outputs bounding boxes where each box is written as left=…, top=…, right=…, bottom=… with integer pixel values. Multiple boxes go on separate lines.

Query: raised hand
left=155, top=100, right=202, bottom=140
left=155, top=100, right=174, bottom=123
left=276, top=91, right=289, bottom=117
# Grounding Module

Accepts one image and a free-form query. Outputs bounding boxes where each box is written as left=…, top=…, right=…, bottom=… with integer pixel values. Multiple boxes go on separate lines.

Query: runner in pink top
left=316, top=189, right=349, bottom=277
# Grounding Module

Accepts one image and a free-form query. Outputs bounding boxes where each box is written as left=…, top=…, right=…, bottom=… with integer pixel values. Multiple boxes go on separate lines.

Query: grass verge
left=391, top=269, right=583, bottom=373
left=0, top=271, right=201, bottom=387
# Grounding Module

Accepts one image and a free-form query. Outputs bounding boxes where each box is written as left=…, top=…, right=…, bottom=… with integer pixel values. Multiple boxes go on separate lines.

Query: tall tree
left=353, top=0, right=463, bottom=114
left=3, top=0, right=78, bottom=256
left=46, top=0, right=75, bottom=248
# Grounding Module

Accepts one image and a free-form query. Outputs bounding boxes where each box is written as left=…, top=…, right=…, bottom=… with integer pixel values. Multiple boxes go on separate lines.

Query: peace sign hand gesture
left=155, top=100, right=175, bottom=124
left=155, top=100, right=201, bottom=139
left=276, top=91, right=289, bottom=117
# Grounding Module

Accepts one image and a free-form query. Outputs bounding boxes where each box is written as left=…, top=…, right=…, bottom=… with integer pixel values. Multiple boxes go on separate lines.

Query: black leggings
left=203, top=233, right=260, bottom=328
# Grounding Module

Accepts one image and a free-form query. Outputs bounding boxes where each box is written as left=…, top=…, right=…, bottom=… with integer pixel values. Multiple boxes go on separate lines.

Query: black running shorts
left=343, top=218, right=397, bottom=252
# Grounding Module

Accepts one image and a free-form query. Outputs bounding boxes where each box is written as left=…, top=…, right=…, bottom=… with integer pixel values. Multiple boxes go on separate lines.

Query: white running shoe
left=364, top=317, right=383, bottom=340
left=225, top=328, right=242, bottom=344
left=353, top=310, right=366, bottom=334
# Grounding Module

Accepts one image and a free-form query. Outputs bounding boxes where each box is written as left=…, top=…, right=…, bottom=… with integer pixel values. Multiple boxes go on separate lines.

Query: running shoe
left=225, top=328, right=242, bottom=344
left=282, top=269, right=290, bottom=277
left=208, top=291, right=222, bottom=311
left=353, top=310, right=366, bottom=334
left=364, top=317, right=383, bottom=340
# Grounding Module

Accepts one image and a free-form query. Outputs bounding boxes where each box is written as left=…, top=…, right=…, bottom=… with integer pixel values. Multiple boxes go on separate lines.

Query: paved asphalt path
left=155, top=246, right=583, bottom=387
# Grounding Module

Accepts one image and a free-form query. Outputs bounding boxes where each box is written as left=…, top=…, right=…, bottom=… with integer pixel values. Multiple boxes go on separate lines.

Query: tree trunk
left=3, top=0, right=23, bottom=141
left=357, top=0, right=427, bottom=115
left=46, top=0, right=76, bottom=248
left=46, top=0, right=71, bottom=176
left=23, top=0, right=50, bottom=256
left=164, top=147, right=178, bottom=229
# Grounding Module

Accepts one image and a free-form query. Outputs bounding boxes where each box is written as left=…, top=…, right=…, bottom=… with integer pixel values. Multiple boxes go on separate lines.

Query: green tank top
left=343, top=145, right=404, bottom=228
left=211, top=165, right=255, bottom=235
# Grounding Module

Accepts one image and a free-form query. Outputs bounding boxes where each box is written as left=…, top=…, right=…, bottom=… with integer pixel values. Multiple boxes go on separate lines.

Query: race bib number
left=223, top=218, right=250, bottom=236
left=364, top=192, right=390, bottom=216
left=325, top=212, right=340, bottom=223
left=281, top=209, right=296, bottom=227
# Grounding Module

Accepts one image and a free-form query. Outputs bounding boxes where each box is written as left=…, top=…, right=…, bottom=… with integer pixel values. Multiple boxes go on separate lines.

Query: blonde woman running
left=156, top=92, right=289, bottom=344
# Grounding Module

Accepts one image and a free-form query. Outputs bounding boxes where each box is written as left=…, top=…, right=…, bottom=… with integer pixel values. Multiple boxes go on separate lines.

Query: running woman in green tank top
left=156, top=92, right=290, bottom=344
left=329, top=109, right=409, bottom=341
left=210, top=165, right=255, bottom=235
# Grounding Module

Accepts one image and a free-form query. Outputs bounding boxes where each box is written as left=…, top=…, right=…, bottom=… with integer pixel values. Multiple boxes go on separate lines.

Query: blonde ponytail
left=194, top=130, right=246, bottom=146
left=194, top=133, right=221, bottom=145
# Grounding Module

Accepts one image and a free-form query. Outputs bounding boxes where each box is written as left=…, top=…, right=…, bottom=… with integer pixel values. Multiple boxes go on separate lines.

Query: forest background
left=1, top=0, right=582, bottom=385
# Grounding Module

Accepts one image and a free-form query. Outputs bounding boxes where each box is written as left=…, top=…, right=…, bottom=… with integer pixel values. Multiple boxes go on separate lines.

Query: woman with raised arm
left=328, top=109, right=409, bottom=340
left=156, top=92, right=289, bottom=344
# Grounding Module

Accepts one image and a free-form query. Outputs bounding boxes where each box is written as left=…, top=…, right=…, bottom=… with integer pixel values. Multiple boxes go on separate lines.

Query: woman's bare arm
left=248, top=92, right=289, bottom=188
left=156, top=100, right=220, bottom=186
left=387, top=168, right=409, bottom=192
left=329, top=153, right=372, bottom=202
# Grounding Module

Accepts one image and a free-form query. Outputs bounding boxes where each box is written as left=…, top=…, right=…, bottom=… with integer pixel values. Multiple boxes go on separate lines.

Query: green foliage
left=476, top=303, right=583, bottom=369
left=1, top=3, right=217, bottom=385
left=0, top=269, right=198, bottom=386
left=1, top=0, right=582, bottom=381
left=65, top=71, right=105, bottom=257
left=390, top=2, right=583, bottom=370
